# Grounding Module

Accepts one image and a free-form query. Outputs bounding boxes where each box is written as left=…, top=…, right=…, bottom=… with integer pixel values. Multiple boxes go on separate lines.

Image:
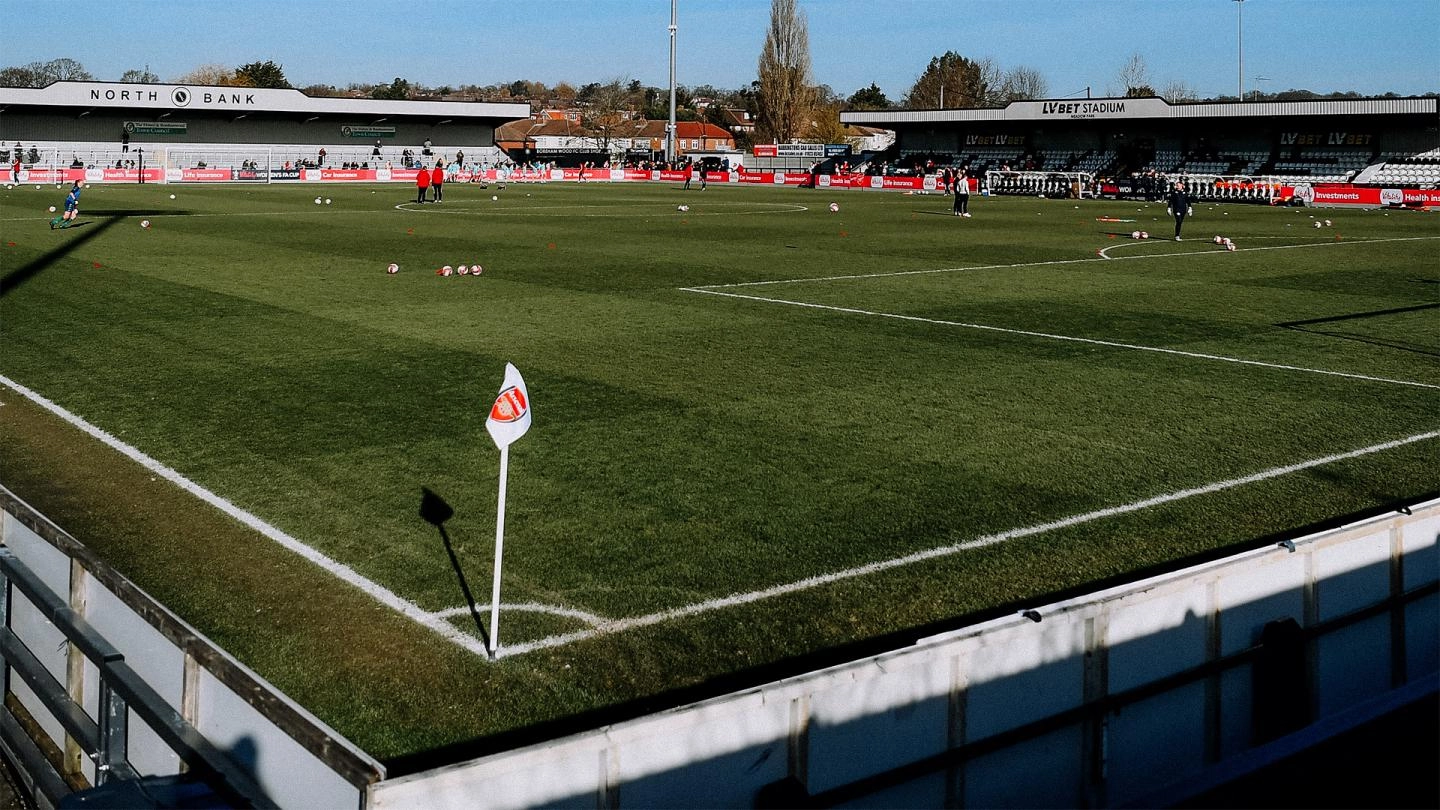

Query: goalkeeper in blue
left=1166, top=181, right=1192, bottom=241
left=51, top=180, right=84, bottom=229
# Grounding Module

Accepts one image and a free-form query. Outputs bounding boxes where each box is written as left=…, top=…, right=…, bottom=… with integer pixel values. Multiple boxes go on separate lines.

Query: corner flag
left=486, top=363, right=530, bottom=658
left=486, top=363, right=532, bottom=449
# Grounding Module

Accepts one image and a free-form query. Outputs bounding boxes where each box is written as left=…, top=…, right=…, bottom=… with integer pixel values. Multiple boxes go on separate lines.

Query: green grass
left=1, top=180, right=1437, bottom=760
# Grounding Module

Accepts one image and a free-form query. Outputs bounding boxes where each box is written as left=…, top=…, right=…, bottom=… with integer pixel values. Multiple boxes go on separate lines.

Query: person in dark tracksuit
left=1166, top=182, right=1192, bottom=240
left=953, top=171, right=971, bottom=217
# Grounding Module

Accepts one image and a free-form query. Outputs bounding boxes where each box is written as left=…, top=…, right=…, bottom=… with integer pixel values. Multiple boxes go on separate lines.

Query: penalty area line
left=679, top=288, right=1440, bottom=391
left=688, top=235, right=1440, bottom=289
left=0, top=373, right=492, bottom=659
left=498, top=428, right=1440, bottom=658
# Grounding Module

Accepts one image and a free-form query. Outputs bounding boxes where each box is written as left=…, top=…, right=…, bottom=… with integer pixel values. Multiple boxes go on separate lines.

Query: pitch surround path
left=4, top=235, right=1438, bottom=659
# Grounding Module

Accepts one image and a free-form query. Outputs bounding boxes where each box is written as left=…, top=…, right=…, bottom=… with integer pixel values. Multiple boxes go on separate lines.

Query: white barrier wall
left=371, top=498, right=1439, bottom=809
left=0, top=491, right=383, bottom=808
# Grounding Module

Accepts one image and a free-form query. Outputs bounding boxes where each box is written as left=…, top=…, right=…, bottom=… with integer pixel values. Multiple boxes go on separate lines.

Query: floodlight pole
left=1234, top=0, right=1245, bottom=101
left=666, top=0, right=678, bottom=163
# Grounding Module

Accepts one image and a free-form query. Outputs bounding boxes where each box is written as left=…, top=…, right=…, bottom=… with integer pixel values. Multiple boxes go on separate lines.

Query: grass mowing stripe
left=678, top=288, right=1440, bottom=391
left=0, top=372, right=492, bottom=658
left=497, top=428, right=1440, bottom=658
left=689, top=235, right=1440, bottom=289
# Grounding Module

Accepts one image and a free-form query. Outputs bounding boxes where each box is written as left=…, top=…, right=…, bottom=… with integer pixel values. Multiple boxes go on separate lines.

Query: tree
left=847, top=82, right=890, bottom=110
left=371, top=77, right=411, bottom=100
left=905, top=52, right=989, bottom=109
left=120, top=66, right=160, bottom=83
left=0, top=58, right=94, bottom=87
left=1113, top=53, right=1151, bottom=97
left=42, top=58, right=93, bottom=82
left=176, top=64, right=241, bottom=86
left=1000, top=66, right=1049, bottom=101
left=1159, top=79, right=1198, bottom=103
left=756, top=0, right=815, bottom=143
left=579, top=77, right=636, bottom=153
left=235, top=60, right=290, bottom=89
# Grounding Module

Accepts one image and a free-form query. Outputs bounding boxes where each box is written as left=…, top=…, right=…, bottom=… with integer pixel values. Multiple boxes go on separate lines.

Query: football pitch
left=1, top=180, right=1437, bottom=760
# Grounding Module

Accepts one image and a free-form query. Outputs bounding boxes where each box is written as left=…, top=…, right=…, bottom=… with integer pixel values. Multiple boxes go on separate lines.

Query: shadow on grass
left=0, top=215, right=123, bottom=298
left=1276, top=302, right=1440, bottom=358
left=420, top=487, right=492, bottom=652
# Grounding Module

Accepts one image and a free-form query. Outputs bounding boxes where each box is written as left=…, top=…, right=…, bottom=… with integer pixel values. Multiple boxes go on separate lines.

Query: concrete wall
left=370, top=498, right=1439, bottom=808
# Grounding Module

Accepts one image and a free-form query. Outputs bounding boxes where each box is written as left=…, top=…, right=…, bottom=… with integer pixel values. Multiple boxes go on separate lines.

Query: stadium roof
left=841, top=96, right=1438, bottom=126
left=0, top=81, right=529, bottom=122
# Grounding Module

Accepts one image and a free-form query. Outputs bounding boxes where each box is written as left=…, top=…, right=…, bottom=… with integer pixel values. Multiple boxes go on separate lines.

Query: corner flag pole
left=488, top=445, right=510, bottom=659
left=484, top=363, right=532, bottom=659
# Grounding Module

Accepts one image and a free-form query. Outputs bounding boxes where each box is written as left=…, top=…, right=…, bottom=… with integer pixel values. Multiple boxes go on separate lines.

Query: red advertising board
left=752, top=145, right=778, bottom=157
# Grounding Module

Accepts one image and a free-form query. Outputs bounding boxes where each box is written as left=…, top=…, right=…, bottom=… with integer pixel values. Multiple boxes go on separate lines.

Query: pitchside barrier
left=3, top=154, right=1437, bottom=207
left=3, top=483, right=1435, bottom=808
left=370, top=497, right=1438, bottom=809
left=0, top=487, right=383, bottom=809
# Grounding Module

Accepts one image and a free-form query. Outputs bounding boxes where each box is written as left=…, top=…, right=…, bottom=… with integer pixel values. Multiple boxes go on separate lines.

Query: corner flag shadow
left=1, top=215, right=124, bottom=298
left=420, top=487, right=491, bottom=650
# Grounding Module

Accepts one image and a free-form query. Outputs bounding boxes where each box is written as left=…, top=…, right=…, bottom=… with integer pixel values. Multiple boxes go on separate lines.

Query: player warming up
left=50, top=180, right=84, bottom=229
left=1166, top=181, right=1192, bottom=241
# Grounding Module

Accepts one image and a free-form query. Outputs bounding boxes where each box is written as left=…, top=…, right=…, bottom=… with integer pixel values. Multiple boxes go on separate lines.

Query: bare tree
left=120, top=66, right=160, bottom=83
left=1001, top=66, right=1049, bottom=101
left=1160, top=79, right=1199, bottom=103
left=1113, top=53, right=1153, bottom=98
left=580, top=76, right=637, bottom=154
left=756, top=0, right=815, bottom=143
left=977, top=57, right=1005, bottom=106
left=175, top=64, right=242, bottom=86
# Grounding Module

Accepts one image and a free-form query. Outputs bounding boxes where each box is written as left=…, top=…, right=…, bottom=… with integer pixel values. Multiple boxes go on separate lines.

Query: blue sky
left=6, top=0, right=1436, bottom=100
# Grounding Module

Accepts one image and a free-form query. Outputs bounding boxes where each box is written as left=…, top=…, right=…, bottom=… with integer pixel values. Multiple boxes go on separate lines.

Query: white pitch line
left=432, top=601, right=606, bottom=627
left=679, top=288, right=1440, bottom=390
left=497, top=429, right=1440, bottom=658
left=690, top=235, right=1440, bottom=289
left=0, top=374, right=493, bottom=659
left=1097, top=235, right=1334, bottom=260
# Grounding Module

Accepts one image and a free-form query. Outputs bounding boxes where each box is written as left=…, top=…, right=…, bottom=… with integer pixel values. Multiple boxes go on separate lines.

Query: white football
left=1323, top=219, right=1331, bottom=226
left=1131, top=230, right=1140, bottom=239
left=441, top=265, right=453, bottom=276
left=1213, top=235, right=1222, bottom=244
left=457, top=265, right=470, bottom=275
left=169, top=194, right=176, bottom=200
left=1313, top=221, right=1322, bottom=228
left=141, top=220, right=151, bottom=228
left=492, top=195, right=498, bottom=201
left=1226, top=243, right=1237, bottom=251
left=829, top=202, right=839, bottom=212
left=472, top=265, right=483, bottom=274
left=315, top=197, right=322, bottom=204
left=48, top=206, right=56, bottom=212
left=387, top=263, right=399, bottom=274
left=325, top=198, right=332, bottom=205
left=1140, top=231, right=1149, bottom=239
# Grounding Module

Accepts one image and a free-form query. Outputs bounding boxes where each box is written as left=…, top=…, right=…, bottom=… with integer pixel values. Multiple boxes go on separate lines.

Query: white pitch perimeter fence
left=0, top=487, right=383, bottom=809
left=1, top=483, right=1435, bottom=808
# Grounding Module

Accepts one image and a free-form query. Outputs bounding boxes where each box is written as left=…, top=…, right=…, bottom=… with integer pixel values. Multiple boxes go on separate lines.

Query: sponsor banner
left=1402, top=188, right=1440, bottom=205
left=824, top=144, right=851, bottom=157
left=1379, top=188, right=1404, bottom=206
left=176, top=168, right=234, bottom=182
left=87, top=167, right=164, bottom=183
left=10, top=168, right=84, bottom=183
left=341, top=125, right=397, bottom=138
left=269, top=168, right=301, bottom=181
left=124, top=121, right=187, bottom=135
left=752, top=145, right=777, bottom=157
left=657, top=170, right=689, bottom=182
left=623, top=169, right=651, bottom=181
left=1310, top=185, right=1377, bottom=205
left=751, top=143, right=834, bottom=158
left=1280, top=132, right=1374, bottom=147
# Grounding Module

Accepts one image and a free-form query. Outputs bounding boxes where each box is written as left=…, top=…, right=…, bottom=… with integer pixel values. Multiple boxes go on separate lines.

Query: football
left=325, top=198, right=332, bottom=205
left=1313, top=221, right=1322, bottom=228
left=1324, top=219, right=1332, bottom=226
left=141, top=220, right=151, bottom=229
left=169, top=194, right=176, bottom=200
left=387, top=263, right=399, bottom=274
left=48, top=206, right=56, bottom=212
left=1213, top=235, right=1222, bottom=244
left=1140, top=231, right=1149, bottom=239
left=457, top=265, right=470, bottom=275
left=314, top=197, right=323, bottom=204
left=829, top=202, right=839, bottom=212
left=440, top=265, right=453, bottom=276
left=677, top=205, right=689, bottom=212
left=472, top=265, right=483, bottom=275
left=1131, top=230, right=1140, bottom=239
left=492, top=195, right=498, bottom=201
left=1226, top=243, right=1237, bottom=251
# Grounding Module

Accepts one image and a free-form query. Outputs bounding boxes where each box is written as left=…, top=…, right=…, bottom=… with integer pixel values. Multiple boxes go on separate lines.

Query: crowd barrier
left=3, top=165, right=1436, bottom=209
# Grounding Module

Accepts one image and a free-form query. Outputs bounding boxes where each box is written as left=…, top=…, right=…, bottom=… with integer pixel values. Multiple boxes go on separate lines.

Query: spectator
left=121, top=127, right=130, bottom=154
left=318, top=147, right=326, bottom=166
left=373, top=140, right=382, bottom=158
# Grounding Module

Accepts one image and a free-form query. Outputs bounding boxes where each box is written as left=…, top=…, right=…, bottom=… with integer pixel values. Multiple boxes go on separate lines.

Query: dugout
left=0, top=81, right=529, bottom=169
left=841, top=96, right=1440, bottom=182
